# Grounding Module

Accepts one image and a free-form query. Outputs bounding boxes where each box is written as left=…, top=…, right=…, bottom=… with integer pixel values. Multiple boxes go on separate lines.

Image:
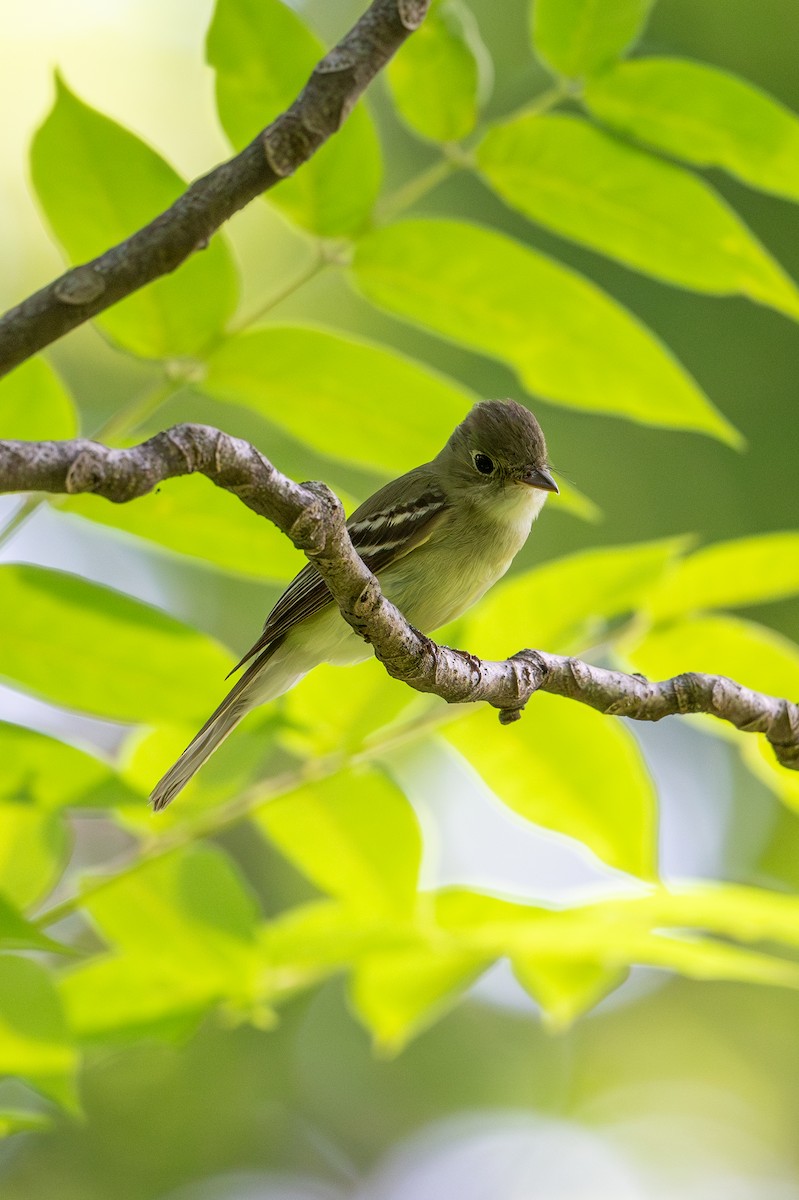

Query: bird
left=150, top=398, right=558, bottom=809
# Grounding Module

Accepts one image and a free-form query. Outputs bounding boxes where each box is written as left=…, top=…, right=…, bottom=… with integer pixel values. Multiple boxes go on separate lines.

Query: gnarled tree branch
left=0, top=0, right=430, bottom=377
left=1, top=424, right=797, bottom=771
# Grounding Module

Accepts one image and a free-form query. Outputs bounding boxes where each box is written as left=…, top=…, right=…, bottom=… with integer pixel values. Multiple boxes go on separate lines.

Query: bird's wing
left=230, top=469, right=450, bottom=674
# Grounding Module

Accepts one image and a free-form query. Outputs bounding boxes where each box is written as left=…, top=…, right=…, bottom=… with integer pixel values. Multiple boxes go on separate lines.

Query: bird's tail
left=150, top=645, right=303, bottom=811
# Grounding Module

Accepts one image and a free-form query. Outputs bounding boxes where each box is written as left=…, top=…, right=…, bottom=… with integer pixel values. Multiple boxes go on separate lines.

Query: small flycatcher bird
left=151, top=398, right=558, bottom=809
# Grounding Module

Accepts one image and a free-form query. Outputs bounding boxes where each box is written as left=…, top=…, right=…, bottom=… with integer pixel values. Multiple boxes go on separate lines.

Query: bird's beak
left=521, top=466, right=559, bottom=494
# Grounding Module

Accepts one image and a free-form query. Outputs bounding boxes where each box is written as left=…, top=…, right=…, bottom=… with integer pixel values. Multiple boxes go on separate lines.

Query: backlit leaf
left=445, top=694, right=658, bottom=877
left=387, top=0, right=490, bottom=143
left=0, top=565, right=234, bottom=723
left=477, top=113, right=799, bottom=318
left=645, top=532, right=799, bottom=620
left=0, top=357, right=76, bottom=440
left=353, top=220, right=739, bottom=443
left=585, top=58, right=799, bottom=204
left=30, top=77, right=238, bottom=359
left=203, top=325, right=474, bottom=474
left=627, top=614, right=799, bottom=703
left=61, top=474, right=304, bottom=583
left=207, top=0, right=381, bottom=236
left=463, top=537, right=684, bottom=659
left=256, top=767, right=422, bottom=919
left=532, top=0, right=652, bottom=79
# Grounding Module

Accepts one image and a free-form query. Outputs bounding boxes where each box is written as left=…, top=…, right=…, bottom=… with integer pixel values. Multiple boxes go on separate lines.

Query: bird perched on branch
left=151, top=398, right=558, bottom=809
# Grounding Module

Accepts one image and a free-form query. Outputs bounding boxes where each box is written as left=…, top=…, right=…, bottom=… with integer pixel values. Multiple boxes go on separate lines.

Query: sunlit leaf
left=464, top=537, right=685, bottom=659
left=645, top=532, right=799, bottom=620
left=387, top=0, right=490, bottom=142
left=63, top=845, right=263, bottom=1041
left=627, top=614, right=799, bottom=705
left=0, top=357, right=76, bottom=440
left=0, top=897, right=65, bottom=954
left=445, top=694, right=658, bottom=877
left=0, top=723, right=136, bottom=908
left=284, top=659, right=417, bottom=758
left=513, top=956, right=627, bottom=1028
left=532, top=0, right=652, bottom=79
left=477, top=113, right=799, bottom=318
left=350, top=941, right=488, bottom=1053
left=353, top=220, right=739, bottom=443
left=207, top=0, right=381, bottom=236
left=61, top=474, right=304, bottom=583
left=0, top=565, right=234, bottom=723
left=30, top=77, right=238, bottom=359
left=256, top=767, right=422, bottom=919
left=204, top=325, right=475, bottom=475
left=0, top=957, right=78, bottom=1111
left=585, top=57, right=799, bottom=204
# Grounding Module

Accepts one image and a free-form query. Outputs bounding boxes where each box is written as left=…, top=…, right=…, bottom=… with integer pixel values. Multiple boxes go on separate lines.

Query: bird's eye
left=473, top=452, right=495, bottom=475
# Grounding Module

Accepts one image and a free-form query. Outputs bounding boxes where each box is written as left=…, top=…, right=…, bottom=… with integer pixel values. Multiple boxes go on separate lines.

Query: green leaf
left=207, top=0, right=381, bottom=236
left=256, top=767, right=422, bottom=919
left=351, top=942, right=487, bottom=1053
left=0, top=957, right=78, bottom=1111
left=532, top=0, right=652, bottom=79
left=477, top=113, right=799, bottom=319
left=585, top=58, right=799, bottom=205
left=0, top=896, right=65, bottom=954
left=284, top=658, right=417, bottom=757
left=0, top=357, right=76, bottom=440
left=387, top=0, right=490, bottom=143
left=61, top=474, right=304, bottom=583
left=63, top=845, right=264, bottom=1041
left=204, top=325, right=475, bottom=475
left=352, top=219, right=739, bottom=444
left=30, top=76, right=238, bottom=359
left=0, top=1110, right=53, bottom=1138
left=463, top=537, right=684, bottom=659
left=646, top=532, right=799, bottom=620
left=0, top=565, right=234, bottom=723
left=513, top=956, right=627, bottom=1028
left=627, top=614, right=799, bottom=703
left=444, top=694, right=658, bottom=877
left=0, top=722, right=129, bottom=811
left=0, top=723, right=137, bottom=908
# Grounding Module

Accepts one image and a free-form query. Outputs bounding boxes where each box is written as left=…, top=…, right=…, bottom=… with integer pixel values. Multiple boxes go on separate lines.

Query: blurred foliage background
left=1, top=0, right=799, bottom=1196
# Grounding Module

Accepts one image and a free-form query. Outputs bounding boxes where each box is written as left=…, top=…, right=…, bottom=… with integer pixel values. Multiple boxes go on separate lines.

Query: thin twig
left=0, top=0, right=431, bottom=377
left=2, top=424, right=797, bottom=771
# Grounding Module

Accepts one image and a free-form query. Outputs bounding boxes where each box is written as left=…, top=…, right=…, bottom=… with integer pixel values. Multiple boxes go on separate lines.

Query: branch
left=0, top=0, right=429, bottom=377
left=1, top=425, right=797, bottom=772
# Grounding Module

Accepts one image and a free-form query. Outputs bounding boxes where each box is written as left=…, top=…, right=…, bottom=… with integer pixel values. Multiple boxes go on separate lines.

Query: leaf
left=207, top=0, right=381, bottom=236
left=0, top=723, right=138, bottom=908
left=63, top=845, right=264, bottom=1041
left=532, top=0, right=652, bottom=79
left=387, top=0, right=490, bottom=143
left=463, top=537, right=685, bottom=659
left=513, top=956, right=627, bottom=1028
left=0, top=357, right=76, bottom=439
left=0, top=896, right=65, bottom=954
left=61, top=475, right=304, bottom=583
left=444, top=694, right=658, bottom=877
left=0, top=1110, right=52, bottom=1138
left=350, top=941, right=488, bottom=1053
left=645, top=532, right=799, bottom=620
left=627, top=614, right=799, bottom=703
left=284, top=658, right=417, bottom=757
left=477, top=113, right=799, bottom=319
left=612, top=883, right=799, bottom=952
left=352, top=219, right=739, bottom=444
left=585, top=57, right=799, bottom=205
left=204, top=325, right=475, bottom=475
left=0, top=565, right=234, bottom=723
left=256, top=767, right=422, bottom=919
left=30, top=76, right=238, bottom=360
left=0, top=957, right=78, bottom=1111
